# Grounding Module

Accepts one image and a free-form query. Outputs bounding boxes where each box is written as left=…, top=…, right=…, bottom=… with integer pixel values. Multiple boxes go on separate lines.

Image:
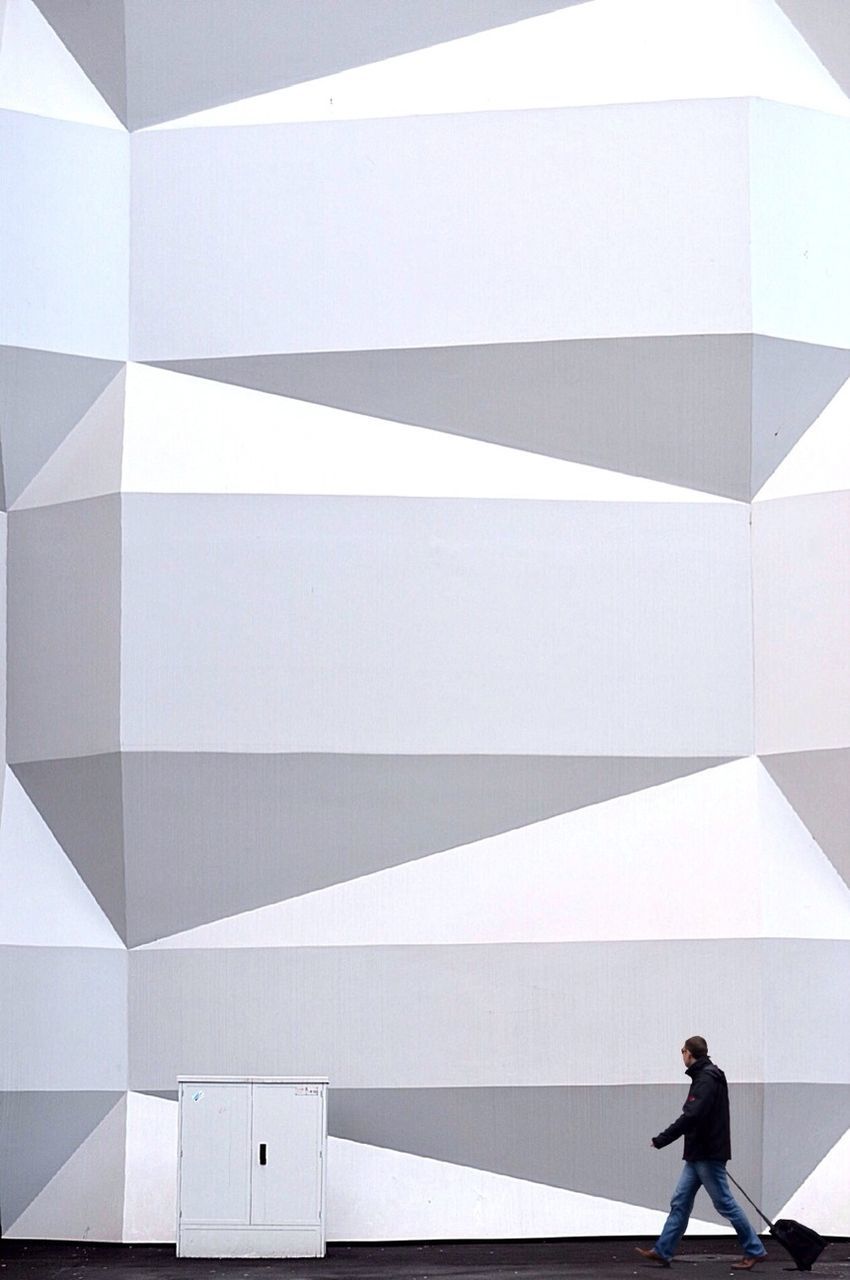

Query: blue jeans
left=654, top=1160, right=767, bottom=1262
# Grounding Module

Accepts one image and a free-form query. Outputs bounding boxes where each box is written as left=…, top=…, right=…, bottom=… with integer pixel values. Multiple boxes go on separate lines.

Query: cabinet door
left=179, top=1084, right=252, bottom=1225
left=250, top=1084, right=323, bottom=1226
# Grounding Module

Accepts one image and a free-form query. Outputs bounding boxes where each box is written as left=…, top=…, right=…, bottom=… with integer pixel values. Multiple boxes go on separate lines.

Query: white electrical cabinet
left=176, top=1076, right=327, bottom=1258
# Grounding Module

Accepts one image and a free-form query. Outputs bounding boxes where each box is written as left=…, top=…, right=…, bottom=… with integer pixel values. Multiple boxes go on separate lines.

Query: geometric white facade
left=1, top=0, right=849, bottom=1245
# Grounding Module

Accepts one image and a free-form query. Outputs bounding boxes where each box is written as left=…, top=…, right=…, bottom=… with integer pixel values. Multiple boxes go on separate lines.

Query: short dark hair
left=684, top=1036, right=708, bottom=1059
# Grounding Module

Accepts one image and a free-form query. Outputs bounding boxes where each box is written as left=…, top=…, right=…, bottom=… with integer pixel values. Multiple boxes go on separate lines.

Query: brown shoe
left=731, top=1257, right=767, bottom=1270
left=635, top=1247, right=671, bottom=1267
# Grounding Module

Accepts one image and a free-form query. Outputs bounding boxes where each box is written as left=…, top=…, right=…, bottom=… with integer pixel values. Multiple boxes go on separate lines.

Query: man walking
left=636, top=1036, right=768, bottom=1269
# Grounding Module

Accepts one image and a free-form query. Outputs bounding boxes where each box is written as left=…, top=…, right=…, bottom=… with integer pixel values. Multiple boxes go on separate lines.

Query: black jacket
left=652, top=1057, right=732, bottom=1161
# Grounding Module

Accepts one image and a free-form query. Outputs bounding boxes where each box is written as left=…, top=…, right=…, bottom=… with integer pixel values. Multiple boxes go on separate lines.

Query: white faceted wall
left=1, top=0, right=849, bottom=1245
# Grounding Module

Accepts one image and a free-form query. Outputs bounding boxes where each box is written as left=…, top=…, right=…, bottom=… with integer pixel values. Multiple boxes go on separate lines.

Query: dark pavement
left=1, top=1238, right=848, bottom=1280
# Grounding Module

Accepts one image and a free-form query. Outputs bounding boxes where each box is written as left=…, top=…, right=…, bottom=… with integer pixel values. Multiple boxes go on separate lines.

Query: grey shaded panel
left=120, top=495, right=753, bottom=757
left=12, top=754, right=126, bottom=941
left=751, top=337, right=850, bottom=494
left=763, top=941, right=850, bottom=1085
left=762, top=749, right=850, bottom=889
left=155, top=337, right=850, bottom=501
left=328, top=1083, right=764, bottom=1222
left=0, top=514, right=5, bottom=772
left=0, top=1090, right=120, bottom=1232
left=0, top=948, right=127, bottom=1091
left=762, top=1085, right=850, bottom=1215
left=0, top=348, right=122, bottom=508
left=777, top=1, right=850, bottom=100
left=33, top=1, right=127, bottom=125
left=122, top=0, right=586, bottom=131
left=122, top=753, right=730, bottom=948
left=128, top=940, right=768, bottom=1091
left=155, top=335, right=754, bottom=500
left=7, top=497, right=121, bottom=762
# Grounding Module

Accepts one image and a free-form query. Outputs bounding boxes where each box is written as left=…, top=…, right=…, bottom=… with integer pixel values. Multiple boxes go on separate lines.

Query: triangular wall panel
left=328, top=1084, right=765, bottom=1222
left=762, top=1085, right=850, bottom=1218
left=774, top=1126, right=850, bottom=1238
left=122, top=365, right=728, bottom=503
left=5, top=1096, right=127, bottom=1239
left=148, top=0, right=850, bottom=129
left=12, top=754, right=126, bottom=942
left=153, top=336, right=756, bottom=499
left=12, top=367, right=125, bottom=510
left=153, top=336, right=850, bottom=502
left=0, top=347, right=123, bottom=508
left=118, top=0, right=578, bottom=131
left=761, top=749, right=850, bottom=889
left=0, top=0, right=124, bottom=127
left=0, top=1091, right=122, bottom=1233
left=0, top=767, right=124, bottom=946
left=777, top=0, right=850, bottom=100
left=750, top=337, right=850, bottom=494
left=755, top=764, right=850, bottom=937
left=754, top=375, right=850, bottom=501
left=122, top=754, right=729, bottom=948
left=32, top=0, right=128, bottom=125
left=326, top=1136, right=724, bottom=1242
left=139, top=758, right=850, bottom=950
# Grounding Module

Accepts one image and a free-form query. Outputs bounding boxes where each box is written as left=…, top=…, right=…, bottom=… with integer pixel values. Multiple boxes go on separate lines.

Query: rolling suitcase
left=726, top=1171, right=828, bottom=1271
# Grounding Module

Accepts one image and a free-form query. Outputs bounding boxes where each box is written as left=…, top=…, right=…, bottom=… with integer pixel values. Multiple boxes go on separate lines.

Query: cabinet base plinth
left=178, top=1226, right=325, bottom=1258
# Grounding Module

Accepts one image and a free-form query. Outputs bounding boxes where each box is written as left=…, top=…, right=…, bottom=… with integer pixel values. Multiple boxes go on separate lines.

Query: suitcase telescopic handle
left=726, top=1171, right=773, bottom=1229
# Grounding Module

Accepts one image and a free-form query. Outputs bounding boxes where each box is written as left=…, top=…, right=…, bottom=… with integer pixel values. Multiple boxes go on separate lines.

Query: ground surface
left=1, top=1238, right=847, bottom=1280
